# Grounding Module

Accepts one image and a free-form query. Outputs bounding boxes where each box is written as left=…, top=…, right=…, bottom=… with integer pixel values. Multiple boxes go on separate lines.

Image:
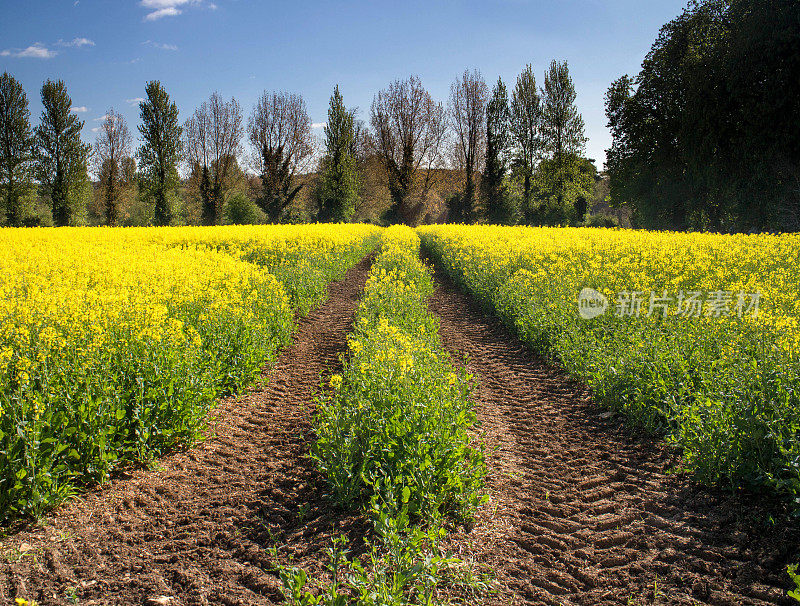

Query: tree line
left=0, top=61, right=601, bottom=228
left=605, top=0, right=799, bottom=232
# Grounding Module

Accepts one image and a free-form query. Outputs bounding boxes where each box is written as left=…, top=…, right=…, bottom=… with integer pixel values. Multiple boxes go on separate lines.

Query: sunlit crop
left=314, top=225, right=485, bottom=522
left=0, top=224, right=380, bottom=521
left=419, top=225, right=800, bottom=498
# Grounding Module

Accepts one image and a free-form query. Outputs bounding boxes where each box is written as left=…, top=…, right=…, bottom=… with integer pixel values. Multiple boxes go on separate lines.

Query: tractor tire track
left=0, top=256, right=373, bottom=606
left=429, top=266, right=799, bottom=606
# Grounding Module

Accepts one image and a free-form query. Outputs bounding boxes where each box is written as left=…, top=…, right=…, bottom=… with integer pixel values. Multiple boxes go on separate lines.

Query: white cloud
left=0, top=43, right=57, bottom=59
left=93, top=114, right=111, bottom=122
left=91, top=127, right=101, bottom=133
left=57, top=37, right=95, bottom=48
left=145, top=7, right=179, bottom=20
left=312, top=122, right=326, bottom=129
left=71, top=106, right=89, bottom=113
left=140, top=0, right=202, bottom=21
left=143, top=40, right=178, bottom=51
left=126, top=97, right=145, bottom=105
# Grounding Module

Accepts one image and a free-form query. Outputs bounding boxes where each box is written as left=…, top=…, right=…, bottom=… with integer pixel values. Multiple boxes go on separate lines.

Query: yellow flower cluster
left=418, top=225, right=800, bottom=355
left=313, top=225, right=484, bottom=521
left=0, top=223, right=380, bottom=522
left=419, top=224, right=800, bottom=496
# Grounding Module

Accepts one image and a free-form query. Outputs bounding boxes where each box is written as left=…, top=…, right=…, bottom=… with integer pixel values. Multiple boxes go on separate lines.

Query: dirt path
left=0, top=256, right=373, bottom=606
left=429, top=267, right=800, bottom=606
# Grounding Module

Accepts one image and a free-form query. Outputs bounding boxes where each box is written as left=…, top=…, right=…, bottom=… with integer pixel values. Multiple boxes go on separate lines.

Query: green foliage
left=420, top=225, right=800, bottom=502
left=605, top=0, right=800, bottom=232
left=34, top=79, right=91, bottom=227
left=529, top=154, right=595, bottom=225
left=0, top=72, right=34, bottom=227
left=536, top=60, right=587, bottom=223
left=274, top=503, right=489, bottom=606
left=788, top=564, right=800, bottom=602
left=510, top=64, right=542, bottom=221
left=226, top=191, right=266, bottom=225
left=313, top=227, right=486, bottom=522
left=482, top=78, right=516, bottom=224
left=137, top=81, right=182, bottom=226
left=316, top=85, right=360, bottom=223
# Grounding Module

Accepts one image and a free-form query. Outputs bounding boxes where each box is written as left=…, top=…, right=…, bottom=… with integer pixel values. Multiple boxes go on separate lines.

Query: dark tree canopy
left=138, top=81, right=182, bottom=226
left=605, top=0, right=800, bottom=232
left=510, top=65, right=543, bottom=223
left=482, top=77, right=515, bottom=224
left=0, top=72, right=33, bottom=226
left=316, top=85, right=360, bottom=223
left=34, top=79, right=90, bottom=227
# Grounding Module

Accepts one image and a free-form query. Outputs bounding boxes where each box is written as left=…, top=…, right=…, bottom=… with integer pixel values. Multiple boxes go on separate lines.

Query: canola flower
left=419, top=224, right=800, bottom=499
left=313, top=225, right=485, bottom=522
left=0, top=223, right=380, bottom=522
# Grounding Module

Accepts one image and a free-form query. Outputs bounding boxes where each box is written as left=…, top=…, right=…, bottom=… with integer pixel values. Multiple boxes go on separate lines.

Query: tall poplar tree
left=316, top=85, right=359, bottom=222
left=540, top=60, right=587, bottom=214
left=0, top=72, right=33, bottom=226
left=138, top=81, right=182, bottom=226
left=482, top=77, right=514, bottom=224
left=34, top=79, right=90, bottom=226
left=510, top=65, right=543, bottom=223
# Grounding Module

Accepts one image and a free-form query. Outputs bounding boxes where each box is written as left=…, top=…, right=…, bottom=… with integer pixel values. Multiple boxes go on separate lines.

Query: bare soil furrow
left=429, top=266, right=799, bottom=606
left=0, top=257, right=373, bottom=606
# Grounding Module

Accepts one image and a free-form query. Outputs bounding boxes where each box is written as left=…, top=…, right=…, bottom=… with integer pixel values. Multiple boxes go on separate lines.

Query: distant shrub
left=226, top=192, right=266, bottom=225
left=586, top=213, right=619, bottom=228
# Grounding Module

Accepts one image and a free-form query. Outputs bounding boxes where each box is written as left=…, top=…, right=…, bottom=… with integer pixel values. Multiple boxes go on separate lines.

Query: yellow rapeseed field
left=419, top=225, right=800, bottom=497
left=0, top=224, right=379, bottom=520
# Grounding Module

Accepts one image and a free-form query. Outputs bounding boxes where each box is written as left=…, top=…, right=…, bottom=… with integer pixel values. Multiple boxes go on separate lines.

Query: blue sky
left=0, top=0, right=688, bottom=170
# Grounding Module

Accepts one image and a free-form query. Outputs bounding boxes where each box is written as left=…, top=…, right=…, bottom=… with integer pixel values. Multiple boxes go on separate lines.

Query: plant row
left=419, top=225, right=800, bottom=502
left=0, top=224, right=379, bottom=522
left=276, top=225, right=487, bottom=605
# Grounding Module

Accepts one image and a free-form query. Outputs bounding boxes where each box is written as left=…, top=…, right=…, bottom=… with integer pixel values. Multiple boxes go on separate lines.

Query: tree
left=34, top=79, right=91, bottom=226
left=248, top=90, right=313, bottom=223
left=93, top=109, right=132, bottom=226
left=316, top=85, right=360, bottom=222
left=183, top=92, right=243, bottom=225
left=370, top=75, right=447, bottom=225
left=448, top=69, right=488, bottom=223
left=540, top=60, right=587, bottom=217
left=138, top=81, right=182, bottom=226
left=510, top=65, right=543, bottom=223
left=481, top=77, right=514, bottom=224
left=532, top=153, right=595, bottom=225
left=0, top=72, right=33, bottom=226
left=604, top=0, right=799, bottom=232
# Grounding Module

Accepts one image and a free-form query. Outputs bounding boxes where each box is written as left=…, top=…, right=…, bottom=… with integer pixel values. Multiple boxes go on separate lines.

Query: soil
left=1, top=254, right=798, bottom=606
left=429, top=265, right=800, bottom=606
left=0, top=256, right=373, bottom=606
